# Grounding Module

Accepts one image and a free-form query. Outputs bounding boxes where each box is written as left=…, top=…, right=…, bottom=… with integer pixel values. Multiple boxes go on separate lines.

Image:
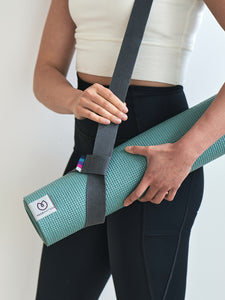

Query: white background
left=0, top=1, right=225, bottom=299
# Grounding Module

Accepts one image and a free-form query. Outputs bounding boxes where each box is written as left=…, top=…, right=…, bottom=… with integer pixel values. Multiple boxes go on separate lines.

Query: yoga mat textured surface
left=24, top=94, right=225, bottom=246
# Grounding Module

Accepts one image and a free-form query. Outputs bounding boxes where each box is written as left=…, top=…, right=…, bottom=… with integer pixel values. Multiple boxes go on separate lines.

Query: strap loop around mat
left=79, top=154, right=111, bottom=176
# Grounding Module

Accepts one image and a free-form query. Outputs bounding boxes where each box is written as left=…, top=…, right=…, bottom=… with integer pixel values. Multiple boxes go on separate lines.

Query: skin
left=33, top=0, right=225, bottom=207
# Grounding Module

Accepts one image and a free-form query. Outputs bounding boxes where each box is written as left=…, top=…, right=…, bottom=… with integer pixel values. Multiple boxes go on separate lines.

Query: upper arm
left=203, top=0, right=225, bottom=30
left=34, top=0, right=76, bottom=76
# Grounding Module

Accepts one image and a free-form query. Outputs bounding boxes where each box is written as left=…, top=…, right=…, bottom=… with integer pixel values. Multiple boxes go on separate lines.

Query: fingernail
left=104, top=119, right=110, bottom=124
left=123, top=106, right=128, bottom=113
left=114, top=117, right=122, bottom=123
left=124, top=201, right=129, bottom=207
left=121, top=113, right=128, bottom=120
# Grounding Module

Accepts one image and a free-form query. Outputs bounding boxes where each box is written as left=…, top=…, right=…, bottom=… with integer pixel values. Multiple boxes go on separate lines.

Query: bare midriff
left=77, top=72, right=176, bottom=87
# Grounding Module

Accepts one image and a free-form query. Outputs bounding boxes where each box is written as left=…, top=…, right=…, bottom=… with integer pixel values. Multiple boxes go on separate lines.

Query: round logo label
left=37, top=200, right=48, bottom=211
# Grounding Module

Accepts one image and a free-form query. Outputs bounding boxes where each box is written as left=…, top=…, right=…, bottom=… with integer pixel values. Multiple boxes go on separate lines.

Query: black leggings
left=35, top=75, right=204, bottom=300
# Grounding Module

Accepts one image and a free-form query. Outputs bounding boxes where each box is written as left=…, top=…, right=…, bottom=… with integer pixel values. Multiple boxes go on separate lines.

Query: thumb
left=125, top=145, right=148, bottom=155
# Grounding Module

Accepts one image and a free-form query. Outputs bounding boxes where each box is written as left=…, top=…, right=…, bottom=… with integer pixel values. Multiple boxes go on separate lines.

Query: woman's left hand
left=123, top=143, right=196, bottom=206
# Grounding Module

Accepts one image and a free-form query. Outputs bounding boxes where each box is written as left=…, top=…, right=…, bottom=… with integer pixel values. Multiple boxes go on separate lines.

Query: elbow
left=33, top=64, right=39, bottom=100
left=32, top=63, right=44, bottom=102
left=32, top=78, right=38, bottom=101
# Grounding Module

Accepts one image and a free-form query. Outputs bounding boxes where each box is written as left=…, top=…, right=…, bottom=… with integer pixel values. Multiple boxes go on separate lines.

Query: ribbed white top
left=68, top=0, right=205, bottom=85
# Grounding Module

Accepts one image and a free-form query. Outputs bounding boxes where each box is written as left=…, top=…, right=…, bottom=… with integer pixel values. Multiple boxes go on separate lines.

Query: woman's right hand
left=72, top=83, right=129, bottom=125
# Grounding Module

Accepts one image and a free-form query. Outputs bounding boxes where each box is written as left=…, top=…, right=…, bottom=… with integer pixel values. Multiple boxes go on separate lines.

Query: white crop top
left=68, top=0, right=206, bottom=85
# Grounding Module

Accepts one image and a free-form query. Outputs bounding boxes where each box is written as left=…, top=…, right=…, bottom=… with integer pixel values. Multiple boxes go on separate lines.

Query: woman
left=33, top=0, right=225, bottom=299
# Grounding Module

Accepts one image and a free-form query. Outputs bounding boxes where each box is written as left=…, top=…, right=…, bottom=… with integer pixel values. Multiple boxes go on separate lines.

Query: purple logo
left=37, top=200, right=48, bottom=211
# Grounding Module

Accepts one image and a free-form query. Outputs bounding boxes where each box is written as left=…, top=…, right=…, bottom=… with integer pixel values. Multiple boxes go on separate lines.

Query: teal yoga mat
left=23, top=94, right=225, bottom=246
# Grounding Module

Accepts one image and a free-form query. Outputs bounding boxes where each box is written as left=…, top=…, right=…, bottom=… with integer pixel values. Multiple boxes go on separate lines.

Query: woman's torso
left=68, top=0, right=206, bottom=87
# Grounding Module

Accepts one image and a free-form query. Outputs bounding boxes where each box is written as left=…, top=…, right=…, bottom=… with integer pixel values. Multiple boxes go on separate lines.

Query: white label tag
left=28, top=194, right=57, bottom=221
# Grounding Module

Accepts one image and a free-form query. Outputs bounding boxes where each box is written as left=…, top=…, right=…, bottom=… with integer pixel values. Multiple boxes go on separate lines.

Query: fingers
left=95, top=83, right=128, bottom=113
left=164, top=188, right=177, bottom=201
left=125, top=145, right=150, bottom=156
left=80, top=94, right=128, bottom=124
left=74, top=82, right=129, bottom=124
left=151, top=188, right=177, bottom=204
left=124, top=173, right=152, bottom=207
left=139, top=185, right=158, bottom=202
left=149, top=189, right=166, bottom=204
left=139, top=187, right=177, bottom=204
left=78, top=107, right=112, bottom=124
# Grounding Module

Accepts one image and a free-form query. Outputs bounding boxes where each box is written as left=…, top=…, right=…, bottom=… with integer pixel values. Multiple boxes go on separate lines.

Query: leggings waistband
left=77, top=72, right=184, bottom=96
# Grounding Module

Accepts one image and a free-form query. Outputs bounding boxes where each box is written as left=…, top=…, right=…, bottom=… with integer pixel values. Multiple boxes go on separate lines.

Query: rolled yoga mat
left=23, top=94, right=225, bottom=246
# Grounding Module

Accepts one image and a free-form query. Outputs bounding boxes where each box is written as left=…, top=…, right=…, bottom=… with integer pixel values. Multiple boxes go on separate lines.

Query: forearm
left=33, top=64, right=83, bottom=114
left=175, top=82, right=225, bottom=163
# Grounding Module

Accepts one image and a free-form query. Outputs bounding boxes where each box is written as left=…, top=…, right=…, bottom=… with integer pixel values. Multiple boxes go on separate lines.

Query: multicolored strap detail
left=75, top=155, right=86, bottom=172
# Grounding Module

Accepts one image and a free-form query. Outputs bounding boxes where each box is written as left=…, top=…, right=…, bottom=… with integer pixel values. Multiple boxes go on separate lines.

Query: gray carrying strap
left=75, top=0, right=154, bottom=227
